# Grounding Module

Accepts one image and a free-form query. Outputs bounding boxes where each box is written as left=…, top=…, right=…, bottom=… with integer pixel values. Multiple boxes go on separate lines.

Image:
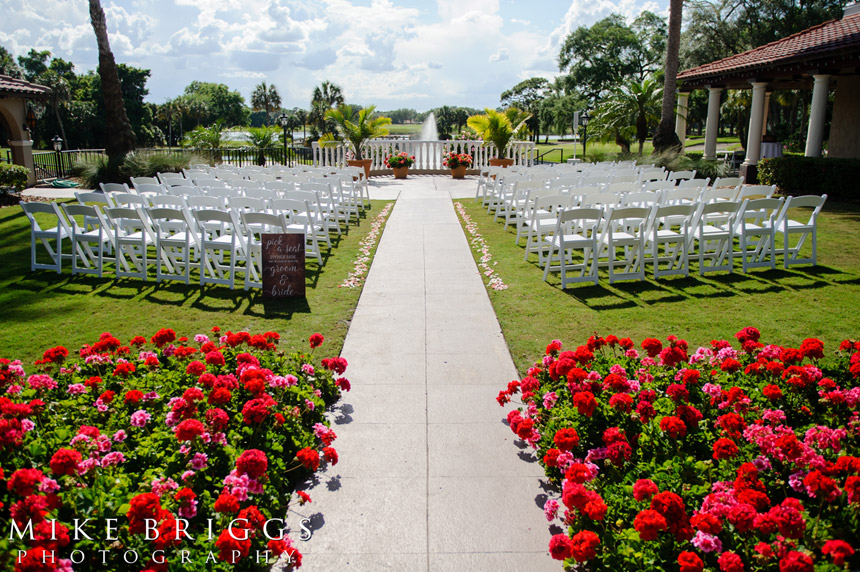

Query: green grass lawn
left=456, top=199, right=860, bottom=374
left=0, top=200, right=392, bottom=363
left=535, top=136, right=744, bottom=162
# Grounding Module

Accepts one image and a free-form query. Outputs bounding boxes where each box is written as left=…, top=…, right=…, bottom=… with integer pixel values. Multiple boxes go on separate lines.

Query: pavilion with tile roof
left=673, top=3, right=860, bottom=180
left=0, top=74, right=50, bottom=185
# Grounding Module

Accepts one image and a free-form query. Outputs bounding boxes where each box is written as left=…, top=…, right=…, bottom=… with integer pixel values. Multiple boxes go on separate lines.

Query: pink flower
left=130, top=410, right=151, bottom=428
left=544, top=499, right=559, bottom=521
left=66, top=383, right=87, bottom=395
left=101, top=452, right=125, bottom=467
left=113, top=430, right=128, bottom=442
left=692, top=531, right=723, bottom=553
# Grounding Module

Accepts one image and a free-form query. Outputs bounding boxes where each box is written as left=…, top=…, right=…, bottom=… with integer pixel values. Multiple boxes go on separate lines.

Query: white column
left=703, top=86, right=722, bottom=160
left=743, top=82, right=768, bottom=166
left=8, top=139, right=36, bottom=186
left=805, top=74, right=831, bottom=157
left=675, top=92, right=689, bottom=152
left=762, top=91, right=772, bottom=135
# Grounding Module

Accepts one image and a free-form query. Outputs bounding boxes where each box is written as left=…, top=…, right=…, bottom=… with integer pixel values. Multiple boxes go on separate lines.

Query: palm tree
left=324, top=105, right=391, bottom=161
left=652, top=0, right=684, bottom=152
left=310, top=81, right=344, bottom=133
left=294, top=108, right=308, bottom=142
left=453, top=108, right=469, bottom=134
left=88, top=0, right=136, bottom=162
left=250, top=82, right=282, bottom=126
left=594, top=78, right=662, bottom=155
left=467, top=108, right=532, bottom=158
left=247, top=126, right=279, bottom=165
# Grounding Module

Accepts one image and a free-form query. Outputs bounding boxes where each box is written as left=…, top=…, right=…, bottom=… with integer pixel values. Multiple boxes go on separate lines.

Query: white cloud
left=489, top=48, right=509, bottom=62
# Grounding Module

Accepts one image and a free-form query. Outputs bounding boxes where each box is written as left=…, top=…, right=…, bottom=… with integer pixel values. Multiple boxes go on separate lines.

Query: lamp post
left=277, top=113, right=290, bottom=167
left=580, top=110, right=590, bottom=160
left=52, top=135, right=63, bottom=179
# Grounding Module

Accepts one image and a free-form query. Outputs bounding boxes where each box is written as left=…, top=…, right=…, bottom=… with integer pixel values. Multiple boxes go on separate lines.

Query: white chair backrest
left=581, top=192, right=621, bottom=208
left=100, top=182, right=130, bottom=194
left=111, top=192, right=150, bottom=208
left=712, top=176, right=744, bottom=188
left=642, top=180, right=676, bottom=193
left=135, top=183, right=167, bottom=195
left=638, top=168, right=667, bottom=182
left=228, top=197, right=267, bottom=212
left=607, top=182, right=642, bottom=195
left=75, top=191, right=114, bottom=208
left=737, top=184, right=776, bottom=201
left=677, top=177, right=709, bottom=189
left=662, top=188, right=701, bottom=206
left=166, top=185, right=201, bottom=197
left=193, top=178, right=227, bottom=188
left=185, top=195, right=224, bottom=210
left=131, top=176, right=160, bottom=189
left=157, top=172, right=186, bottom=185
left=668, top=170, right=696, bottom=181
left=700, top=186, right=739, bottom=203
left=148, top=194, right=187, bottom=209
left=622, top=191, right=662, bottom=208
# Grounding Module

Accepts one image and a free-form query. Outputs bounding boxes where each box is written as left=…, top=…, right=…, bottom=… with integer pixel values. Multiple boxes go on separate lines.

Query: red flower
left=127, top=492, right=165, bottom=535
left=296, top=447, right=320, bottom=471
left=660, top=345, right=687, bottom=367
left=659, top=416, right=687, bottom=439
left=822, top=540, right=854, bottom=566
left=799, top=338, right=824, bottom=360
left=215, top=526, right=251, bottom=563
left=175, top=419, right=205, bottom=442
left=633, top=479, right=659, bottom=502
left=562, top=481, right=589, bottom=510
left=727, top=503, right=757, bottom=533
left=8, top=468, right=44, bottom=496
left=13, top=546, right=55, bottom=572
left=50, top=448, right=81, bottom=476
left=634, top=509, right=667, bottom=541
left=186, top=361, right=206, bottom=376
left=236, top=449, right=268, bottom=478
left=583, top=494, right=608, bottom=520
left=309, top=333, right=324, bottom=349
left=606, top=441, right=632, bottom=466
left=208, top=387, right=232, bottom=405
left=736, top=327, right=761, bottom=343
left=721, top=358, right=742, bottom=373
left=778, top=551, right=813, bottom=572
left=572, top=391, right=597, bottom=417
left=549, top=533, right=573, bottom=560
left=205, top=351, right=226, bottom=366
left=124, top=390, right=144, bottom=405
left=553, top=428, right=580, bottom=451
left=112, top=362, right=136, bottom=377
left=713, top=438, right=740, bottom=461
left=667, top=383, right=689, bottom=403
left=150, top=328, right=176, bottom=348
left=651, top=491, right=689, bottom=536
left=297, top=491, right=312, bottom=505
left=321, top=357, right=348, bottom=375
left=679, top=551, right=704, bottom=572
left=242, top=395, right=276, bottom=425
left=206, top=407, right=230, bottom=431
left=691, top=511, right=723, bottom=535
left=516, top=417, right=535, bottom=440
left=609, top=392, right=633, bottom=412
left=323, top=446, right=338, bottom=465
left=719, top=551, right=744, bottom=572
left=642, top=338, right=663, bottom=357
left=565, top=463, right=591, bottom=483
left=214, top=490, right=240, bottom=514
left=570, top=530, right=600, bottom=561
left=636, top=400, right=656, bottom=423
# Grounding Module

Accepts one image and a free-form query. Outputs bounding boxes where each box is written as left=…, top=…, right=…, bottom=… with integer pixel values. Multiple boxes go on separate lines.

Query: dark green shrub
left=75, top=152, right=199, bottom=189
left=649, top=149, right=729, bottom=180
left=758, top=156, right=860, bottom=200
left=0, top=163, right=29, bottom=194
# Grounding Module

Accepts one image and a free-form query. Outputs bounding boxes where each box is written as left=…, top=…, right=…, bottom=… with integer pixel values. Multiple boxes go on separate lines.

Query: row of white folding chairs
left=77, top=190, right=341, bottom=255
left=513, top=183, right=769, bottom=242
left=533, top=194, right=826, bottom=287
left=20, top=201, right=324, bottom=289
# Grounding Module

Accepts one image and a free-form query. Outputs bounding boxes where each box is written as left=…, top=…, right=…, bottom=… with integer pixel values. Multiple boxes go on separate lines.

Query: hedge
left=0, top=163, right=29, bottom=194
left=758, top=156, right=860, bottom=200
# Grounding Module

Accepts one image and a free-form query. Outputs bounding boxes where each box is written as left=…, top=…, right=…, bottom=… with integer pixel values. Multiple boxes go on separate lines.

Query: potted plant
left=384, top=151, right=415, bottom=179
left=325, top=105, right=392, bottom=178
left=442, top=151, right=473, bottom=179
left=466, top=107, right=531, bottom=167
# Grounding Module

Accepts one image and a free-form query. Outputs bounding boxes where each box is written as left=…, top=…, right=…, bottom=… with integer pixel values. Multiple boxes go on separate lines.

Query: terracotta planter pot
left=347, top=159, right=372, bottom=179
left=393, top=166, right=409, bottom=179
left=488, top=157, right=514, bottom=168
left=451, top=165, right=467, bottom=179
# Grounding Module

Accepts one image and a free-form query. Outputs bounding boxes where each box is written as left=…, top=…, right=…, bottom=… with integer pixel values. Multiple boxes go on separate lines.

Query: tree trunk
left=652, top=0, right=683, bottom=152
left=52, top=103, right=68, bottom=148
left=89, top=0, right=136, bottom=163
left=614, top=130, right=631, bottom=155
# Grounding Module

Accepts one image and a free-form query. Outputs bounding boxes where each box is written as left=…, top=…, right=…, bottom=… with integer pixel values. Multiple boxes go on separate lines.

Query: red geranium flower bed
left=499, top=329, right=860, bottom=571
left=0, top=329, right=347, bottom=570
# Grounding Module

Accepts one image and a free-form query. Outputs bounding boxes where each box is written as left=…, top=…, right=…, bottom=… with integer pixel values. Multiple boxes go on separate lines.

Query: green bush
left=758, top=155, right=860, bottom=199
left=75, top=152, right=198, bottom=189
left=650, top=149, right=729, bottom=180
left=0, top=162, right=29, bottom=194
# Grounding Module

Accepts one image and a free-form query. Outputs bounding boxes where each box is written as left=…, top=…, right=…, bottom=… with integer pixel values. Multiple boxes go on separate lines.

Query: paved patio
left=285, top=176, right=556, bottom=571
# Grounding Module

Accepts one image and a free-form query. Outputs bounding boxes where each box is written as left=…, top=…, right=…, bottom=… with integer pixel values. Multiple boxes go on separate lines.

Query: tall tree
left=183, top=81, right=248, bottom=127
left=17, top=49, right=50, bottom=82
left=0, top=46, right=21, bottom=77
left=309, top=81, right=344, bottom=133
left=652, top=0, right=684, bottom=152
left=40, top=71, right=71, bottom=146
left=501, top=77, right=551, bottom=142
left=88, top=0, right=136, bottom=161
left=250, top=81, right=282, bottom=126
left=593, top=77, right=662, bottom=154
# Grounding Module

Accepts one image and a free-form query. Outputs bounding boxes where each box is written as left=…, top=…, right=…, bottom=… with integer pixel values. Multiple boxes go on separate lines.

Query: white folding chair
left=736, top=198, right=784, bottom=272
left=701, top=186, right=740, bottom=204
left=241, top=211, right=293, bottom=289
left=542, top=207, right=603, bottom=287
left=99, top=182, right=131, bottom=194
left=691, top=201, right=741, bottom=275
left=20, top=202, right=71, bottom=273
left=779, top=194, right=826, bottom=268
left=620, top=191, right=662, bottom=208
left=146, top=207, right=197, bottom=284
left=597, top=206, right=652, bottom=283
left=712, top=176, right=744, bottom=189
left=130, top=176, right=160, bottom=190
left=282, top=191, right=333, bottom=249
left=111, top=192, right=151, bottom=209
left=194, top=209, right=246, bottom=289
left=61, top=204, right=112, bottom=277
left=103, top=206, right=156, bottom=280
left=736, top=184, right=776, bottom=202
left=638, top=167, right=668, bottom=182
left=134, top=183, right=167, bottom=197
left=668, top=170, right=696, bottom=183
left=522, top=194, right=573, bottom=261
left=677, top=177, right=709, bottom=189
left=649, top=204, right=695, bottom=279
left=157, top=172, right=186, bottom=185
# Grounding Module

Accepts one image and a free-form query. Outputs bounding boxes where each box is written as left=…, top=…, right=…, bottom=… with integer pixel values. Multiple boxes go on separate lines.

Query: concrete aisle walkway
left=286, top=177, right=556, bottom=571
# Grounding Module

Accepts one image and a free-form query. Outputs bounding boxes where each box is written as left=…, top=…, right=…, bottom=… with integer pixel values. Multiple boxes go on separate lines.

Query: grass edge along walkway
left=454, top=198, right=860, bottom=375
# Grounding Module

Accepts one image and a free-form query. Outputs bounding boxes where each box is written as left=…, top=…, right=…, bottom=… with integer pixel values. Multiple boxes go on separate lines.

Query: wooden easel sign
left=262, top=233, right=305, bottom=298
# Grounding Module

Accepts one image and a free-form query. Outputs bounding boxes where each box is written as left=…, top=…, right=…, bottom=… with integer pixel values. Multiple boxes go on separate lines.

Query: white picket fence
left=311, top=139, right=537, bottom=174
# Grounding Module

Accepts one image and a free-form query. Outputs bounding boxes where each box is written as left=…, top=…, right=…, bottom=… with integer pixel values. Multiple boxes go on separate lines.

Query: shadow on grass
left=552, top=264, right=857, bottom=308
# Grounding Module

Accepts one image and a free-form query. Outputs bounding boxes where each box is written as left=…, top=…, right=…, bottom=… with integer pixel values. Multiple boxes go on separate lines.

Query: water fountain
left=420, top=112, right=439, bottom=141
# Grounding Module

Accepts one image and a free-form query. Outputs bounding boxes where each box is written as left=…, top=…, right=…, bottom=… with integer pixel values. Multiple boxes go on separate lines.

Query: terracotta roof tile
left=0, top=74, right=51, bottom=98
left=678, top=12, right=860, bottom=82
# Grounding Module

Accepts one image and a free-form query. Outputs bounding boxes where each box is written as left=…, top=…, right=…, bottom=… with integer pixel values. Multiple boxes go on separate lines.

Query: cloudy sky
left=2, top=0, right=665, bottom=112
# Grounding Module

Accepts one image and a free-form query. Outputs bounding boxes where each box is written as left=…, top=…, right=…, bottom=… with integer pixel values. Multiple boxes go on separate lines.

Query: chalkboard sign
left=262, top=233, right=305, bottom=298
